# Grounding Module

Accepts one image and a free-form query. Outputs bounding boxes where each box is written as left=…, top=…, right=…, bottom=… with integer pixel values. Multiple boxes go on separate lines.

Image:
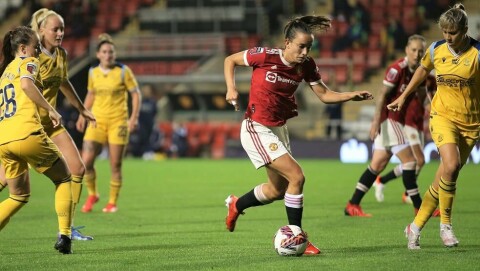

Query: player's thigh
left=5, top=173, right=30, bottom=195
left=268, top=153, right=303, bottom=183
left=396, top=144, right=416, bottom=163
left=51, top=130, right=84, bottom=174
left=107, top=117, right=129, bottom=146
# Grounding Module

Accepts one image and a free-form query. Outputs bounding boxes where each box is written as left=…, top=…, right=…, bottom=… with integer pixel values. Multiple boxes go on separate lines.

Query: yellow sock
left=0, top=194, right=29, bottom=231
left=55, top=181, right=73, bottom=236
left=108, top=179, right=122, bottom=205
left=439, top=177, right=456, bottom=225
left=413, top=185, right=439, bottom=229
left=84, top=172, right=97, bottom=196
left=71, top=175, right=83, bottom=224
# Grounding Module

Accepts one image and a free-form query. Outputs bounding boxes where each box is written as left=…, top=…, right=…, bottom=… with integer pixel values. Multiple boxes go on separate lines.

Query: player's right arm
left=224, top=51, right=246, bottom=111
left=21, top=77, right=61, bottom=127
left=76, top=90, right=95, bottom=132
left=370, top=85, right=392, bottom=141
left=387, top=66, right=429, bottom=112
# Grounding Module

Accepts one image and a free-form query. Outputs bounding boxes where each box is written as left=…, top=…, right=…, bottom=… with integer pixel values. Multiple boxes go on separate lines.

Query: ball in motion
left=273, top=225, right=308, bottom=256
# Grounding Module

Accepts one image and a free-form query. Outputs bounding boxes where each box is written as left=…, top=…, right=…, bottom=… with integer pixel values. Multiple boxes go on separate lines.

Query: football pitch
left=0, top=159, right=479, bottom=270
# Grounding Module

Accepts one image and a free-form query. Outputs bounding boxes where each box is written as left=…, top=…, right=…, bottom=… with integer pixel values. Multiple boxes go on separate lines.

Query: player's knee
left=10, top=193, right=30, bottom=204
left=288, top=173, right=305, bottom=188
left=443, top=160, right=461, bottom=177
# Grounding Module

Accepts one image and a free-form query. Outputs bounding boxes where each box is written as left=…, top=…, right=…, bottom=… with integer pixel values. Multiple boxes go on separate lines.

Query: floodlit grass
left=0, top=159, right=479, bottom=270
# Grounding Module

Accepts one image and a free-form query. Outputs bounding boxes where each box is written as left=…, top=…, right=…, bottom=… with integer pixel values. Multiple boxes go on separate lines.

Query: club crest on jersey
left=464, top=59, right=471, bottom=66
left=269, top=143, right=278, bottom=151
left=26, top=63, right=37, bottom=74
left=249, top=47, right=264, bottom=55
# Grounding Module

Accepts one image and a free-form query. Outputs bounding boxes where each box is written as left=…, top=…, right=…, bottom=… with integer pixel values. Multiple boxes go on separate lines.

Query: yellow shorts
left=0, top=131, right=62, bottom=179
left=83, top=116, right=129, bottom=145
left=43, top=121, right=67, bottom=138
left=429, top=114, right=480, bottom=164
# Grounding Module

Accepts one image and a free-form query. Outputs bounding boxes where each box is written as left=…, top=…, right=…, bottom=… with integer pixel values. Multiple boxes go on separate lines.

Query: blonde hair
left=438, top=3, right=468, bottom=31
left=30, top=8, right=64, bottom=39
left=407, top=34, right=426, bottom=46
left=96, top=33, right=115, bottom=51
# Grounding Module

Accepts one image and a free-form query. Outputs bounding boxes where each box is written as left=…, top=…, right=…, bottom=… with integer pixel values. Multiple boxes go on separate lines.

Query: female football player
left=0, top=26, right=73, bottom=254
left=388, top=3, right=480, bottom=249
left=30, top=8, right=96, bottom=240
left=223, top=15, right=373, bottom=255
left=0, top=8, right=96, bottom=241
left=76, top=33, right=141, bottom=213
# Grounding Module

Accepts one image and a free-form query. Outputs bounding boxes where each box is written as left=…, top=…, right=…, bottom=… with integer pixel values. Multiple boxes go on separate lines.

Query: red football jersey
left=381, top=57, right=425, bottom=125
left=243, top=47, right=321, bottom=126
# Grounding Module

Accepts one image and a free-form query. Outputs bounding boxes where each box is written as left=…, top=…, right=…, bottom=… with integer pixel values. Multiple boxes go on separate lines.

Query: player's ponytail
left=284, top=15, right=331, bottom=41
left=97, top=33, right=115, bottom=51
left=438, top=3, right=468, bottom=31
left=0, top=26, right=36, bottom=75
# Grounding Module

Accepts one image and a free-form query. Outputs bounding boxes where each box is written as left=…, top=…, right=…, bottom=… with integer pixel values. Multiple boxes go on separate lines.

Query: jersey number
left=0, top=83, right=17, bottom=121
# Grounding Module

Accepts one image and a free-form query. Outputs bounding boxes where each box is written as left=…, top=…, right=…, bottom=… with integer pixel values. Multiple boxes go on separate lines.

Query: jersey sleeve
left=421, top=43, right=435, bottom=71
left=87, top=67, right=94, bottom=92
left=244, top=47, right=266, bottom=67
left=19, top=57, right=40, bottom=81
left=124, top=65, right=139, bottom=91
left=382, top=64, right=401, bottom=88
left=303, top=58, right=321, bottom=84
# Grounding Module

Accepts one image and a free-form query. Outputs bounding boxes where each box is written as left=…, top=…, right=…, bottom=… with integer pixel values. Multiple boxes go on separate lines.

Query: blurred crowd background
left=0, top=0, right=479, bottom=159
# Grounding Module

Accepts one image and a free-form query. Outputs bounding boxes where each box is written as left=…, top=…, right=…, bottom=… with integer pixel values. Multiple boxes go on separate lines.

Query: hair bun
left=98, top=33, right=113, bottom=43
left=453, top=3, right=465, bottom=10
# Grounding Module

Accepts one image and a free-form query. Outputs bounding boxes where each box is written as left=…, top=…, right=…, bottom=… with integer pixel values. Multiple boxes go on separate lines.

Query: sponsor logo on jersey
left=452, top=58, right=459, bottom=65
left=265, top=71, right=300, bottom=85
left=436, top=74, right=475, bottom=88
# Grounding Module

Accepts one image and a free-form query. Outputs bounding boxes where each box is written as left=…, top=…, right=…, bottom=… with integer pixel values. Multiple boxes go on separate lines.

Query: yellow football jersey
left=88, top=63, right=138, bottom=119
left=0, top=57, right=43, bottom=145
left=421, top=37, right=480, bottom=129
left=37, top=46, right=68, bottom=126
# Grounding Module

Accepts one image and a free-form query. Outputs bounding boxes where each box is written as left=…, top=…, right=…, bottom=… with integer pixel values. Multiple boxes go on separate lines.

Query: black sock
left=350, top=167, right=377, bottom=205
left=236, top=189, right=263, bottom=213
left=286, top=206, right=303, bottom=228
left=380, top=169, right=398, bottom=184
left=402, top=169, right=422, bottom=209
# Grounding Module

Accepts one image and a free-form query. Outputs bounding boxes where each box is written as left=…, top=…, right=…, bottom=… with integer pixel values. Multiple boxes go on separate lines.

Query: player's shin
left=413, top=185, right=439, bottom=228
left=0, top=194, right=30, bottom=231
left=438, top=177, right=456, bottom=225
left=55, top=181, right=73, bottom=237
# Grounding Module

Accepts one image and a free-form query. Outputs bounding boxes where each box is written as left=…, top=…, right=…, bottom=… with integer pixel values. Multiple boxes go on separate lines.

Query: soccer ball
left=273, top=225, right=308, bottom=256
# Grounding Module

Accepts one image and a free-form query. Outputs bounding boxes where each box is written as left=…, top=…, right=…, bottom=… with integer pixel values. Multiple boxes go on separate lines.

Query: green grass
left=0, top=159, right=479, bottom=270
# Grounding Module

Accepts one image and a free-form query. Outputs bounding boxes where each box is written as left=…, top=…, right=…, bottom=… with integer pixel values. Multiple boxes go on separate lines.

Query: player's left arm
left=128, top=87, right=142, bottom=132
left=309, top=81, right=373, bottom=103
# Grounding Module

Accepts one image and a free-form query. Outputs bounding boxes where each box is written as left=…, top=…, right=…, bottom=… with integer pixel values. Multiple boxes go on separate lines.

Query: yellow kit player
left=76, top=33, right=141, bottom=213
left=388, top=3, right=480, bottom=249
left=0, top=26, right=73, bottom=254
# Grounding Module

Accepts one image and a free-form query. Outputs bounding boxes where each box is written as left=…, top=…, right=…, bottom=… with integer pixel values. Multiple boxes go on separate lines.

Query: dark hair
left=283, top=15, right=331, bottom=41
left=438, top=3, right=468, bottom=31
left=96, top=33, right=114, bottom=51
left=0, top=26, right=36, bottom=75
